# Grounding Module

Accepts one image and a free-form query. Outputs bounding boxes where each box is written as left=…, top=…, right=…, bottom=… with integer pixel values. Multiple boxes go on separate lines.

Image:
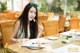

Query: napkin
left=62, top=39, right=73, bottom=43
left=53, top=44, right=80, bottom=53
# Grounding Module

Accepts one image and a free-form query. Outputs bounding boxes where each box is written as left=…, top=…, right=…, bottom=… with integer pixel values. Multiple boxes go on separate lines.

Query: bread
left=37, top=40, right=41, bottom=47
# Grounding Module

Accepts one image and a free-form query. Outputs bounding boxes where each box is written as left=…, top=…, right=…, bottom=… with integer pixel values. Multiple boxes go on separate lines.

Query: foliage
left=75, top=0, right=80, bottom=11
left=49, top=0, right=63, bottom=13
left=39, top=0, right=48, bottom=12
left=30, top=0, right=80, bottom=13
left=1, top=43, right=10, bottom=53
left=0, top=2, right=7, bottom=11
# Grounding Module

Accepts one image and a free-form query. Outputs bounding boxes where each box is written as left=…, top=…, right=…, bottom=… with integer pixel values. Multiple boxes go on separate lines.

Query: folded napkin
left=53, top=44, right=80, bottom=53
left=62, top=38, right=73, bottom=43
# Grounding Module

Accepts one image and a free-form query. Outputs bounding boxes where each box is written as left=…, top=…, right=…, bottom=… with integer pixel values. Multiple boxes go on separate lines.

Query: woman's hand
left=37, top=25, right=44, bottom=38
left=16, top=38, right=29, bottom=43
left=38, top=25, right=43, bottom=32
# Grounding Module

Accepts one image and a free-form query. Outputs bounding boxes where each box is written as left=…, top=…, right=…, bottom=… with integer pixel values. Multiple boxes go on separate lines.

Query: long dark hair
left=18, top=3, right=38, bottom=38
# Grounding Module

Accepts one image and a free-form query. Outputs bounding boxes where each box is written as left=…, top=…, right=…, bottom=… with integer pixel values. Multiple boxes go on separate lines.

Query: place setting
left=20, top=38, right=51, bottom=50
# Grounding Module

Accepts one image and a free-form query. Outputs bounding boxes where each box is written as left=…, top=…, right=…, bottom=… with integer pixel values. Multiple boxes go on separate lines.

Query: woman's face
left=28, top=7, right=36, bottom=21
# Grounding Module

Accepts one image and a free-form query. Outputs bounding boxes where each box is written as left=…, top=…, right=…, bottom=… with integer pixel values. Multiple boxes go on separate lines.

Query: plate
left=25, top=44, right=45, bottom=50
left=22, top=42, right=45, bottom=50
left=60, top=31, right=71, bottom=36
left=48, top=36, right=58, bottom=40
left=21, top=38, right=50, bottom=49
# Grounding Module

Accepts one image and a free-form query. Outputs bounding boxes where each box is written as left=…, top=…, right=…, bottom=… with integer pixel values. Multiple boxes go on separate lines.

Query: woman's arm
left=11, top=20, right=20, bottom=43
left=37, top=25, right=44, bottom=38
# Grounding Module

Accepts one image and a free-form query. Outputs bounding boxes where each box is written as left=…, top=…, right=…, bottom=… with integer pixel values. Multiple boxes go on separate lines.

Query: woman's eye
left=30, top=11, right=36, bottom=14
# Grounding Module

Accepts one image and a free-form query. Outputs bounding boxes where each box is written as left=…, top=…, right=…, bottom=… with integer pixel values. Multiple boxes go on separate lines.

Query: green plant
left=39, top=4, right=48, bottom=12
left=0, top=2, right=7, bottom=11
left=39, top=0, right=48, bottom=12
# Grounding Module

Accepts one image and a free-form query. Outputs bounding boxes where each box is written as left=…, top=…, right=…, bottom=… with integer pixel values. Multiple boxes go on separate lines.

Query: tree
left=75, top=0, right=80, bottom=11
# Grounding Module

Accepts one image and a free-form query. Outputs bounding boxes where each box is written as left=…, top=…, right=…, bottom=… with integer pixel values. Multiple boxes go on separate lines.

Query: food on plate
left=37, top=40, right=41, bottom=47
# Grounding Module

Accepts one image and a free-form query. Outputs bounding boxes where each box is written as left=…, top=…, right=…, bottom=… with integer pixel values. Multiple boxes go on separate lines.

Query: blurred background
left=0, top=0, right=80, bottom=15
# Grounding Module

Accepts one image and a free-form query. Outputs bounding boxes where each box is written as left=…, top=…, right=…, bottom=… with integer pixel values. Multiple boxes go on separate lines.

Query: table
left=7, top=33, right=80, bottom=53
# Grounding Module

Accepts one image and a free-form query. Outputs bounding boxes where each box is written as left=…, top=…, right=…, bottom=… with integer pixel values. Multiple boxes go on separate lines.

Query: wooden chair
left=43, top=20, right=59, bottom=36
left=69, top=18, right=79, bottom=30
left=58, top=15, right=66, bottom=32
left=70, top=13, right=78, bottom=18
left=0, top=21, right=15, bottom=46
left=3, top=10, right=16, bottom=20
left=38, top=12, right=45, bottom=16
left=15, top=11, right=21, bottom=18
left=7, top=11, right=16, bottom=20
left=47, top=12, right=54, bottom=18
left=38, top=15, right=48, bottom=25
left=78, top=23, right=80, bottom=31
left=0, top=13, right=7, bottom=20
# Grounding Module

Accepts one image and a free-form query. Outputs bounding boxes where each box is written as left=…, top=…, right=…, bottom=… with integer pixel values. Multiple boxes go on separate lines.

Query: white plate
left=60, top=31, right=71, bottom=36
left=21, top=38, right=51, bottom=49
left=22, top=42, right=45, bottom=49
left=25, top=43, right=45, bottom=50
left=48, top=36, right=58, bottom=40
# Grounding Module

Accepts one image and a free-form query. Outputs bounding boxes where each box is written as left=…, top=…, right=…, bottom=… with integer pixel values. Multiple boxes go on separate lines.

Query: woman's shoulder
left=14, top=20, right=21, bottom=27
left=15, top=20, right=20, bottom=25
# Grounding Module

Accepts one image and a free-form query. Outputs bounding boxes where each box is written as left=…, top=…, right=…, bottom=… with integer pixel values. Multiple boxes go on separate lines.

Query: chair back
left=58, top=15, right=66, bottom=32
left=3, top=10, right=16, bottom=20
left=0, top=21, right=15, bottom=45
left=7, top=11, right=16, bottom=20
left=43, top=20, right=59, bottom=36
left=47, top=12, right=54, bottom=18
left=38, top=16, right=48, bottom=25
left=0, top=13, right=7, bottom=20
left=38, top=12, right=45, bottom=16
left=15, top=11, right=21, bottom=18
left=69, top=18, right=79, bottom=29
left=70, top=14, right=78, bottom=18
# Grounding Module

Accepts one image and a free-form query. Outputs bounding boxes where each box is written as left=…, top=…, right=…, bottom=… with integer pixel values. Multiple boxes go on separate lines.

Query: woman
left=11, top=3, right=43, bottom=43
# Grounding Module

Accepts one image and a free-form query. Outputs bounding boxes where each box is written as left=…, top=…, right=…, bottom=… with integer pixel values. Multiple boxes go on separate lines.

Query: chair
left=38, top=15, right=48, bottom=25
left=38, top=12, right=45, bottom=16
left=78, top=23, right=80, bottom=31
left=58, top=15, right=66, bottom=32
left=43, top=20, right=59, bottom=36
left=15, top=11, right=21, bottom=18
left=70, top=13, right=78, bottom=18
left=7, top=11, right=16, bottom=20
left=47, top=12, right=54, bottom=18
left=0, top=13, right=7, bottom=20
left=3, top=10, right=16, bottom=20
left=69, top=18, right=79, bottom=30
left=0, top=21, right=15, bottom=46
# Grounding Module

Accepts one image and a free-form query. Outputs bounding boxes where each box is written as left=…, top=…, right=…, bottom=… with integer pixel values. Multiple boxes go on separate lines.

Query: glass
left=70, top=29, right=78, bottom=40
